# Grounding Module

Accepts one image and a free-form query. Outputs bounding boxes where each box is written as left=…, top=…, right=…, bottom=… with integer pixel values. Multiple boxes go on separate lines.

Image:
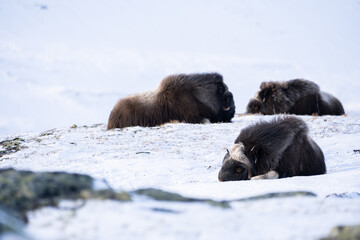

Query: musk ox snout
left=218, top=160, right=250, bottom=182
left=222, top=92, right=234, bottom=110
left=217, top=90, right=235, bottom=122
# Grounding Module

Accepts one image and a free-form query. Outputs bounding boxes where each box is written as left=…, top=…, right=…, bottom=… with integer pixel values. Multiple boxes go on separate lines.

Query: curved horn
left=229, top=143, right=253, bottom=179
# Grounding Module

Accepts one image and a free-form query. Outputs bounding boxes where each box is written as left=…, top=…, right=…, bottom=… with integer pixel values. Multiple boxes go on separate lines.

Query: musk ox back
left=218, top=117, right=326, bottom=181
left=246, top=79, right=345, bottom=116
left=107, top=73, right=235, bottom=129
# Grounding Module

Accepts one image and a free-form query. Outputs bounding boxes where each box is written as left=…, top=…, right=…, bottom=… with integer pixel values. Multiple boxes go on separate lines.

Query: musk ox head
left=246, top=98, right=263, bottom=114
left=245, top=81, right=286, bottom=115
left=256, top=81, right=291, bottom=114
left=218, top=143, right=253, bottom=181
left=188, top=73, right=235, bottom=122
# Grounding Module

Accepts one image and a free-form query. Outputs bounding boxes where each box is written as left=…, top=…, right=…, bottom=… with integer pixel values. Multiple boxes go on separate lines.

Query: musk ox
left=107, top=73, right=235, bottom=129
left=218, top=117, right=326, bottom=181
left=246, top=79, right=345, bottom=115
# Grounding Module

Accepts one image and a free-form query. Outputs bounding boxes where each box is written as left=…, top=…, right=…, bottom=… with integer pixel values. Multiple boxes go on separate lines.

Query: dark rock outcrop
left=0, top=168, right=130, bottom=222
left=0, top=138, right=25, bottom=158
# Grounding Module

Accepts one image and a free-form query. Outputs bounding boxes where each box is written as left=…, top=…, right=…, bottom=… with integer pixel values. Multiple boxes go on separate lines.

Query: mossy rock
left=320, top=225, right=360, bottom=240
left=235, top=191, right=316, bottom=201
left=0, top=207, right=26, bottom=237
left=132, top=189, right=315, bottom=209
left=0, top=138, right=25, bottom=157
left=0, top=168, right=131, bottom=222
left=133, top=188, right=231, bottom=208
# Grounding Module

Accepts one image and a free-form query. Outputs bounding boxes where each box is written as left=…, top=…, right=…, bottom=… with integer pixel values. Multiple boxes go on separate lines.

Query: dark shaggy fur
left=107, top=73, right=235, bottom=129
left=246, top=79, right=345, bottom=115
left=218, top=117, right=326, bottom=181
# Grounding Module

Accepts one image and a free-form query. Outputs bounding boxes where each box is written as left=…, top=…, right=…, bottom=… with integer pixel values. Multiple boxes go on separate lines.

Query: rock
left=0, top=207, right=27, bottom=238
left=133, top=189, right=316, bottom=209
left=320, top=225, right=360, bottom=240
left=0, top=138, right=25, bottom=158
left=133, top=188, right=231, bottom=208
left=0, top=168, right=131, bottom=222
left=39, top=129, right=56, bottom=136
left=326, top=192, right=360, bottom=199
left=234, top=191, right=317, bottom=201
left=134, top=188, right=198, bottom=202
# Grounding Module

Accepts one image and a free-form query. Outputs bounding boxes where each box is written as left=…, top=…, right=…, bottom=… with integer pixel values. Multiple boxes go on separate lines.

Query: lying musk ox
left=246, top=79, right=345, bottom=115
left=218, top=117, right=326, bottom=181
left=107, top=73, right=235, bottom=129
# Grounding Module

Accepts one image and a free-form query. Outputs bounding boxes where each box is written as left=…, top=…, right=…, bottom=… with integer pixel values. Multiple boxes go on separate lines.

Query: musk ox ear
left=260, top=81, right=268, bottom=90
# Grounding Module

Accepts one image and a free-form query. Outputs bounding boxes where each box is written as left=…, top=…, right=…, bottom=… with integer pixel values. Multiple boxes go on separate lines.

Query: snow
left=1, top=115, right=360, bottom=239
left=1, top=0, right=360, bottom=239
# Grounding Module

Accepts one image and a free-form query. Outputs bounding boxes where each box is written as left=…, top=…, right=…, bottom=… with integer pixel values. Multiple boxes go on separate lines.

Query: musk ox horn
left=229, top=143, right=253, bottom=179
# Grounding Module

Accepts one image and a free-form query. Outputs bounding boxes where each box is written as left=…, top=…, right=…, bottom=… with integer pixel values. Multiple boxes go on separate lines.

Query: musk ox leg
left=251, top=170, right=279, bottom=180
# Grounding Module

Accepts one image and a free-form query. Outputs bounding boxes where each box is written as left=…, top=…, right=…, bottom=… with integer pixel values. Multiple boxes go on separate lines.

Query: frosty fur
left=218, top=116, right=326, bottom=181
left=246, top=79, right=345, bottom=115
left=107, top=73, right=235, bottom=129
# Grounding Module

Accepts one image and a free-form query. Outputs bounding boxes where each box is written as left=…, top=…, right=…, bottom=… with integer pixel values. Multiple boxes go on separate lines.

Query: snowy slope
left=1, top=115, right=359, bottom=239
left=1, top=0, right=360, bottom=135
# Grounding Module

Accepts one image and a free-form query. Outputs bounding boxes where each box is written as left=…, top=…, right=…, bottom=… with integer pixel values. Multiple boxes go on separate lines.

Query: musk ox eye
left=235, top=167, right=244, bottom=173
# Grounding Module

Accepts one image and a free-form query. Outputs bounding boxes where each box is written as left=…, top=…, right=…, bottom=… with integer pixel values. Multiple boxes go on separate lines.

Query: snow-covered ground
left=1, top=115, right=360, bottom=239
left=1, top=0, right=360, bottom=239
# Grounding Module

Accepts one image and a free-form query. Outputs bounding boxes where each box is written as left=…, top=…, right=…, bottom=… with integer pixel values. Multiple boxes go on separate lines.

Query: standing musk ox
left=246, top=79, right=345, bottom=115
left=107, top=73, right=235, bottom=129
left=218, top=117, right=326, bottom=181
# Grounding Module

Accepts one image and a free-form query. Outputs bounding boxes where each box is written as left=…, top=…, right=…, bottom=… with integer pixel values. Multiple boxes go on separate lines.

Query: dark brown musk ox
left=246, top=79, right=345, bottom=115
left=218, top=116, right=326, bottom=181
left=107, top=73, right=235, bottom=129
